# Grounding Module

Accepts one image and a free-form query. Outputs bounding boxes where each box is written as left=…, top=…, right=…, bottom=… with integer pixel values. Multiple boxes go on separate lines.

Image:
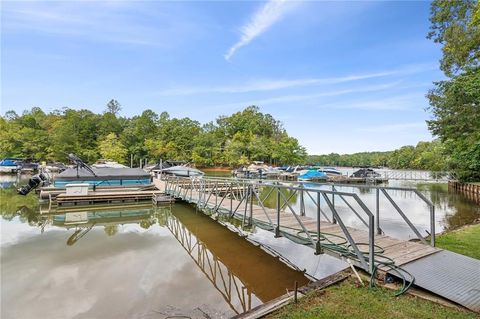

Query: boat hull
left=0, top=166, right=19, bottom=174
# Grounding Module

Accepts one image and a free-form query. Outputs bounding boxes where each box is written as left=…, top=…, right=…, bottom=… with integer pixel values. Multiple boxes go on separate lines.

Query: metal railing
left=325, top=182, right=436, bottom=246
left=159, top=175, right=436, bottom=274
left=376, top=170, right=453, bottom=182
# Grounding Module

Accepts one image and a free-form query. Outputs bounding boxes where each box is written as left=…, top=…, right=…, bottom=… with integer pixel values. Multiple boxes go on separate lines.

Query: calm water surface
left=0, top=183, right=310, bottom=318
left=1, top=170, right=479, bottom=318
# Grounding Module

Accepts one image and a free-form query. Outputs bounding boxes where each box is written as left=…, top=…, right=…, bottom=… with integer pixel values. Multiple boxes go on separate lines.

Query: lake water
left=1, top=171, right=479, bottom=318
left=0, top=186, right=313, bottom=319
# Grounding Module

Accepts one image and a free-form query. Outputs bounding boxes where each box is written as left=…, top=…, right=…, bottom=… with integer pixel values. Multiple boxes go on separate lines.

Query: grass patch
left=267, top=278, right=476, bottom=319
left=436, top=224, right=480, bottom=259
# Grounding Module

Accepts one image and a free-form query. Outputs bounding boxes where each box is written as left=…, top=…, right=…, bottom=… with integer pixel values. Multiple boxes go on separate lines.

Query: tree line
left=0, top=102, right=450, bottom=172
left=0, top=105, right=307, bottom=167
left=307, top=140, right=448, bottom=171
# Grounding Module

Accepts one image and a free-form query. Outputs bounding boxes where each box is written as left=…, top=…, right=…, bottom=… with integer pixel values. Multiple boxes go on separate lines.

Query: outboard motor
left=17, top=173, right=48, bottom=195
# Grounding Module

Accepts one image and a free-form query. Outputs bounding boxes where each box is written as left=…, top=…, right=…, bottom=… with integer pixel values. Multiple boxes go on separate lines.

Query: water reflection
left=168, top=207, right=309, bottom=313
left=0, top=174, right=19, bottom=189
left=1, top=198, right=309, bottom=318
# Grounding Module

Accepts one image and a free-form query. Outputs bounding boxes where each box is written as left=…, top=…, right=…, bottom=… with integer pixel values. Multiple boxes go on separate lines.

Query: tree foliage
left=308, top=140, right=448, bottom=171
left=427, top=0, right=480, bottom=76
left=0, top=104, right=306, bottom=167
left=106, top=99, right=121, bottom=115
left=97, top=133, right=128, bottom=164
left=427, top=0, right=480, bottom=181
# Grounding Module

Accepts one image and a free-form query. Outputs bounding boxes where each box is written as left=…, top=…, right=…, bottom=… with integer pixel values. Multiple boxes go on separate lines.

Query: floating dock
left=40, top=183, right=165, bottom=206
left=55, top=189, right=164, bottom=206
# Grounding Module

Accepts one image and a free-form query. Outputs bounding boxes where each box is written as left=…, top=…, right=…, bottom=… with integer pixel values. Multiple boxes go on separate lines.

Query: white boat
left=0, top=158, right=22, bottom=174
left=160, top=166, right=204, bottom=177
left=92, top=160, right=128, bottom=169
left=318, top=167, right=342, bottom=176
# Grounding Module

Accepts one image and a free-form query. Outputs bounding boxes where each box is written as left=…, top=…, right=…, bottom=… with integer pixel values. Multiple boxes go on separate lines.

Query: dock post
left=376, top=188, right=381, bottom=234
left=331, top=185, right=337, bottom=224
left=369, top=214, right=375, bottom=274
left=215, top=181, right=218, bottom=208
left=430, top=205, right=436, bottom=247
left=275, top=188, right=281, bottom=237
left=315, top=191, right=323, bottom=255
left=243, top=185, right=248, bottom=226
left=230, top=184, right=233, bottom=215
left=300, top=184, right=305, bottom=216
left=294, top=281, right=298, bottom=303
left=249, top=184, right=253, bottom=225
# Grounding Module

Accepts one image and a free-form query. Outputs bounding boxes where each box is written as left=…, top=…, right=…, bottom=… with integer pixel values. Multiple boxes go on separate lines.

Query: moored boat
left=0, top=158, right=22, bottom=174
left=160, top=166, right=204, bottom=177
left=92, top=159, right=128, bottom=169
left=350, top=168, right=381, bottom=178
left=318, top=167, right=342, bottom=176
left=298, top=170, right=328, bottom=181
left=53, top=167, right=152, bottom=187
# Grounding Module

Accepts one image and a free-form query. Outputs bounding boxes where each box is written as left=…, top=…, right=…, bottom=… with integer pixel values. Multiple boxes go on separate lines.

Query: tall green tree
left=106, top=99, right=121, bottom=115
left=427, top=0, right=480, bottom=181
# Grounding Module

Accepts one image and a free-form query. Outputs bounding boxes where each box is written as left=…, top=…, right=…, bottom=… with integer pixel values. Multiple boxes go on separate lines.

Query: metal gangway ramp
left=376, top=170, right=454, bottom=182
left=155, top=176, right=480, bottom=312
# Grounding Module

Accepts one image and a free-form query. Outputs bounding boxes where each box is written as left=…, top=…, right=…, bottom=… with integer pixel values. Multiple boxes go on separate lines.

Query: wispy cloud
left=225, top=0, right=298, bottom=61
left=318, top=92, right=426, bottom=111
left=157, top=63, right=436, bottom=96
left=359, top=122, right=427, bottom=133
left=2, top=2, right=197, bottom=47
left=199, top=81, right=401, bottom=111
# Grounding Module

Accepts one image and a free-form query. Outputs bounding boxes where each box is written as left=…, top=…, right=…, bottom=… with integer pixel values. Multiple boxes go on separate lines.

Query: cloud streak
left=225, top=0, right=297, bottom=61
left=316, top=92, right=425, bottom=111
left=2, top=2, right=198, bottom=47
left=157, top=63, right=436, bottom=96
left=199, top=81, right=402, bottom=111
left=359, top=122, right=427, bottom=133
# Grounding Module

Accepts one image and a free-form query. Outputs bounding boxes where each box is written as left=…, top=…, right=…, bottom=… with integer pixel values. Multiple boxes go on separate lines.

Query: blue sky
left=1, top=1, right=443, bottom=154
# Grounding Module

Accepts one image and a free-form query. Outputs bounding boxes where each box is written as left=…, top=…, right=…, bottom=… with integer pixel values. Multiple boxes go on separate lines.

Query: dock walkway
left=154, top=177, right=480, bottom=312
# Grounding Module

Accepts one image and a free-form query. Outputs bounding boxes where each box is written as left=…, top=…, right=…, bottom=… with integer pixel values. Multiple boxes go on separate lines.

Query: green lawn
left=267, top=278, right=476, bottom=319
left=436, top=223, right=480, bottom=259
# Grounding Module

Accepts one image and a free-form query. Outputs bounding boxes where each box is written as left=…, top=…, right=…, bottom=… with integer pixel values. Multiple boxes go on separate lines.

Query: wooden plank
left=390, top=248, right=439, bottom=267
left=383, top=244, right=436, bottom=260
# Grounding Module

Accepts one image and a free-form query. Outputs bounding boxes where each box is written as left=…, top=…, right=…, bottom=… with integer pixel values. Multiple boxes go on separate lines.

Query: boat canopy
left=54, top=167, right=151, bottom=187
left=298, top=170, right=327, bottom=180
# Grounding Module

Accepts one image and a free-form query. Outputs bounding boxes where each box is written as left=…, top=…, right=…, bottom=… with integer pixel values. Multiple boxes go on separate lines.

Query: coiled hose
left=250, top=219, right=415, bottom=296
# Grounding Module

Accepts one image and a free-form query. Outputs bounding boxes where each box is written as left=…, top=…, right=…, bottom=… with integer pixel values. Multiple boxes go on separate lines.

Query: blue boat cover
left=0, top=158, right=22, bottom=167
left=298, top=170, right=327, bottom=180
